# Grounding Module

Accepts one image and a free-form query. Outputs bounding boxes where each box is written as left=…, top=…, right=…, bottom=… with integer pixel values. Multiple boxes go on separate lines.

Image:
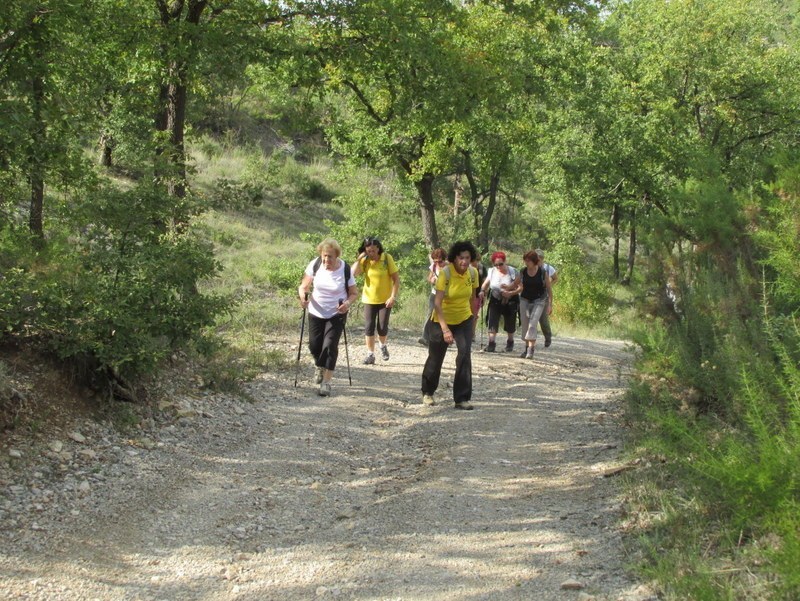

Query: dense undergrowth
left=623, top=247, right=800, bottom=595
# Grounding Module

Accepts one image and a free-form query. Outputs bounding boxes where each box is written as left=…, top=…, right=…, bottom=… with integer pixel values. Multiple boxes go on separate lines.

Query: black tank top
left=521, top=266, right=546, bottom=301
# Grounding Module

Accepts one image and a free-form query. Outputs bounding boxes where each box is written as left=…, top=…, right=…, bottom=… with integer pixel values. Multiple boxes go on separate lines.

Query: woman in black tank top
left=518, top=250, right=552, bottom=359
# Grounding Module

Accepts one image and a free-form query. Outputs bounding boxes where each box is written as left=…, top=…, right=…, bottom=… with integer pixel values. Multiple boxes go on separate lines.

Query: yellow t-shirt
left=432, top=264, right=478, bottom=325
left=359, top=252, right=399, bottom=304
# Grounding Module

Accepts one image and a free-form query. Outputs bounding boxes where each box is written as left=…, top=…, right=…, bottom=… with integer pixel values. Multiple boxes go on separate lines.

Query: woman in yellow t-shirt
left=352, top=237, right=400, bottom=365
left=421, top=241, right=480, bottom=410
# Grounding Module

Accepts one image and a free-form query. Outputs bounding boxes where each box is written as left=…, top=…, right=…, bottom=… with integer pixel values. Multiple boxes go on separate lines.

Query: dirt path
left=1, top=332, right=656, bottom=601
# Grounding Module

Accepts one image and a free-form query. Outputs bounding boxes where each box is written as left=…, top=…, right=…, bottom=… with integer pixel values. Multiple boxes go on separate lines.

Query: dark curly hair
left=357, top=236, right=384, bottom=256
left=447, top=240, right=478, bottom=263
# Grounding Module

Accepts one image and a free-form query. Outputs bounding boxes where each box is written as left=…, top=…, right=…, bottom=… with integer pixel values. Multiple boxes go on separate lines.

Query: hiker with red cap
left=478, top=251, right=521, bottom=352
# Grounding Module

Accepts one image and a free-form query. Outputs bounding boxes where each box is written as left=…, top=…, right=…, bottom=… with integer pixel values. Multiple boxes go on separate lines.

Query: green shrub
left=262, top=258, right=308, bottom=294
left=4, top=184, right=228, bottom=387
left=554, top=263, right=613, bottom=324
left=207, top=178, right=264, bottom=210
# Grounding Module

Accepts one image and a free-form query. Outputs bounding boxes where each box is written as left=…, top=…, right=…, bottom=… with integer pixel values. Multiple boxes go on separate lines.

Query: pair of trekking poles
left=293, top=297, right=352, bottom=388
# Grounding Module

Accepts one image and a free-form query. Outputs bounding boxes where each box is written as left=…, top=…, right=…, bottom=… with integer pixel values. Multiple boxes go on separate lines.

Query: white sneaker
left=318, top=382, right=332, bottom=397
left=422, top=393, right=435, bottom=406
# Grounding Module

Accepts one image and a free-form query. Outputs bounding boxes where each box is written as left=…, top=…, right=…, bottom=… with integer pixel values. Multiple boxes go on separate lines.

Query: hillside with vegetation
left=2, top=1, right=799, bottom=598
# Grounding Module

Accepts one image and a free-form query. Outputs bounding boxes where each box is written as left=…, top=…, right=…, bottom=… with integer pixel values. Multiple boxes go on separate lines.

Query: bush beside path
left=1, top=333, right=658, bottom=601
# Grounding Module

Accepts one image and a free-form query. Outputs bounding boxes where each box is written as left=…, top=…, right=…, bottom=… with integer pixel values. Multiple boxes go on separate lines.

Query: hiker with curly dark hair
left=421, top=241, right=481, bottom=410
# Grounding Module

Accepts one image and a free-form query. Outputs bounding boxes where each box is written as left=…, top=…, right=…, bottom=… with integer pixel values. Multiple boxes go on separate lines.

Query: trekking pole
left=339, top=299, right=352, bottom=386
left=293, top=296, right=307, bottom=388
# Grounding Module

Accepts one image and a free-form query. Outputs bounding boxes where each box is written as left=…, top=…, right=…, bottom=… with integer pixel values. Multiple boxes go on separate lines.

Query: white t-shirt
left=304, top=259, right=356, bottom=319
left=486, top=266, right=518, bottom=299
left=542, top=263, right=557, bottom=278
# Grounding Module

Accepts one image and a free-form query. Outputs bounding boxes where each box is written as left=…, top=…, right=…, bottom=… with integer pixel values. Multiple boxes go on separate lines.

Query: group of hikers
left=297, top=237, right=555, bottom=409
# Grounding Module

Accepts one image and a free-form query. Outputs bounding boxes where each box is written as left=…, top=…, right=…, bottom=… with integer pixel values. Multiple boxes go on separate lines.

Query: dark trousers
left=486, top=297, right=519, bottom=334
left=363, top=303, right=391, bottom=337
left=539, top=311, right=552, bottom=342
left=308, top=314, right=346, bottom=371
left=421, top=317, right=473, bottom=404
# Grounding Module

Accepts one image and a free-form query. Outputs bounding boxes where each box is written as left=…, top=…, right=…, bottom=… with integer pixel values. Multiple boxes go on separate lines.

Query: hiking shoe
left=544, top=337, right=552, bottom=348
left=418, top=337, right=428, bottom=347
left=314, top=367, right=324, bottom=384
left=380, top=345, right=390, bottom=361
left=363, top=354, right=375, bottom=365
left=519, top=349, right=529, bottom=359
left=505, top=340, right=514, bottom=352
left=422, top=393, right=436, bottom=406
left=318, top=381, right=331, bottom=397
left=485, top=341, right=496, bottom=352
left=454, top=401, right=474, bottom=410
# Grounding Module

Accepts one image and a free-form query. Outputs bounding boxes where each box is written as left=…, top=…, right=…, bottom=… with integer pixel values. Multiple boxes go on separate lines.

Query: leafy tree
left=312, top=0, right=486, bottom=249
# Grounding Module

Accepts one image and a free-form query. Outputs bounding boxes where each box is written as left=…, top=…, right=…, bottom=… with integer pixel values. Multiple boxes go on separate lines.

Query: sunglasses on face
left=494, top=262, right=505, bottom=267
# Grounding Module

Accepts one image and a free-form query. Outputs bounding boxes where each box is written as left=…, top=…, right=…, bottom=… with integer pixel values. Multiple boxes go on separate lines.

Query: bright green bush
left=553, top=263, right=613, bottom=325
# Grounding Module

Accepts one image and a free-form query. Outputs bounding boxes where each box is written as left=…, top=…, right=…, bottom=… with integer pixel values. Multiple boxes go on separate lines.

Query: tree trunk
left=611, top=202, right=620, bottom=280
left=479, top=172, right=500, bottom=253
left=415, top=173, right=439, bottom=249
left=28, top=22, right=46, bottom=240
left=621, top=207, right=636, bottom=285
left=154, top=0, right=208, bottom=204
left=99, top=132, right=114, bottom=167
left=453, top=171, right=462, bottom=217
left=166, top=78, right=187, bottom=199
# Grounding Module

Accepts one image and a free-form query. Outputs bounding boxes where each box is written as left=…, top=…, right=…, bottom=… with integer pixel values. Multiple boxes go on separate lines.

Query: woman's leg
left=502, top=301, right=518, bottom=350
left=363, top=304, right=379, bottom=362
left=519, top=298, right=536, bottom=357
left=485, top=300, right=500, bottom=350
left=308, top=314, right=325, bottom=365
left=450, top=318, right=474, bottom=405
left=319, top=316, right=345, bottom=377
left=421, top=320, right=448, bottom=396
left=376, top=304, right=392, bottom=359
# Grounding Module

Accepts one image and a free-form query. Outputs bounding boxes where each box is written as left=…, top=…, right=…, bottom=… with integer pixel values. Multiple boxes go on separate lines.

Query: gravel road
left=1, top=332, right=657, bottom=601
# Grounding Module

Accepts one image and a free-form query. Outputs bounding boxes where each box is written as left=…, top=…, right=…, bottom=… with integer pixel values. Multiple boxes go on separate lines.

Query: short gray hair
left=535, top=248, right=545, bottom=259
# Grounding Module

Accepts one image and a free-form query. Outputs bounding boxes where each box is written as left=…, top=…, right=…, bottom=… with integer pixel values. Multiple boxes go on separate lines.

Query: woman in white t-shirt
left=298, top=239, right=358, bottom=397
left=478, top=251, right=521, bottom=352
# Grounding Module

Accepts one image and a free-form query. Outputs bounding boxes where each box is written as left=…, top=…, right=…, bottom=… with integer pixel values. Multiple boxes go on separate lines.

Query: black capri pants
left=363, top=302, right=391, bottom=337
left=308, top=314, right=346, bottom=371
left=486, top=296, right=518, bottom=334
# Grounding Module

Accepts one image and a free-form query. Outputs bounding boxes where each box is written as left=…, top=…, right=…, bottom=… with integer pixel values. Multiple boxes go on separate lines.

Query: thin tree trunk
left=479, top=172, right=500, bottom=253
left=154, top=0, right=208, bottom=205
left=611, top=202, right=620, bottom=280
left=99, top=132, right=114, bottom=167
left=453, top=171, right=462, bottom=217
left=461, top=150, right=484, bottom=241
left=415, top=173, right=439, bottom=249
left=621, top=207, right=636, bottom=285
left=28, top=21, right=46, bottom=240
left=166, top=78, right=187, bottom=200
